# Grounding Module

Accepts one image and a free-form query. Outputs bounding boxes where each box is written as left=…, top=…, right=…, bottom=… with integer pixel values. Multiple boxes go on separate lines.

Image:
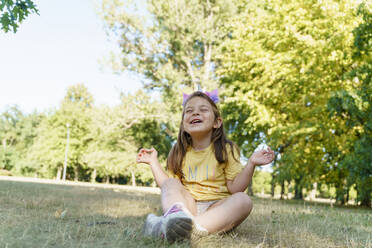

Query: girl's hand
left=249, top=147, right=275, bottom=166
left=136, top=147, right=158, bottom=165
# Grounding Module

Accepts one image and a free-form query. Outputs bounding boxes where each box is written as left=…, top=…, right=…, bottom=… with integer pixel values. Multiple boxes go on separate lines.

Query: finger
left=142, top=148, right=153, bottom=153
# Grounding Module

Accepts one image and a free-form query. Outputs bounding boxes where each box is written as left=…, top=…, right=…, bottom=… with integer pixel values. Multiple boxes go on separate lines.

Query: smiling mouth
left=190, top=119, right=202, bottom=124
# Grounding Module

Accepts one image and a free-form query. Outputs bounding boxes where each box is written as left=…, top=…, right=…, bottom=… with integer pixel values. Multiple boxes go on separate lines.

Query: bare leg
left=160, top=178, right=197, bottom=216
left=194, top=192, right=253, bottom=233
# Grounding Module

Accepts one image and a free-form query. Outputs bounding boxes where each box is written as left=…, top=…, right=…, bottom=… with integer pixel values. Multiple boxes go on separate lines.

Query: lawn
left=0, top=178, right=371, bottom=248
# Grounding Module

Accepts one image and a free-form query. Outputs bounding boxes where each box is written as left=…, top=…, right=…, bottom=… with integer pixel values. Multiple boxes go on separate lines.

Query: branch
left=186, top=58, right=197, bottom=84
left=203, top=43, right=212, bottom=85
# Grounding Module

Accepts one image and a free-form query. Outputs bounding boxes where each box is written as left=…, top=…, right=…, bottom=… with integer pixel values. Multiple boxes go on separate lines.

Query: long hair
left=166, top=91, right=239, bottom=180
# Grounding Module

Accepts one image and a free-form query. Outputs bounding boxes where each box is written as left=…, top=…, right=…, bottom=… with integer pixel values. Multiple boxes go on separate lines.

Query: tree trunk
left=358, top=182, right=372, bottom=207
left=91, top=169, right=97, bottom=183
left=309, top=182, right=317, bottom=201
left=105, top=176, right=110, bottom=184
left=74, top=166, right=79, bottom=181
left=294, top=186, right=303, bottom=200
left=56, top=167, right=62, bottom=181
left=335, top=183, right=346, bottom=205
left=131, top=171, right=136, bottom=186
left=280, top=181, right=285, bottom=200
left=271, top=174, right=276, bottom=197
left=360, top=195, right=371, bottom=207
left=294, top=179, right=303, bottom=200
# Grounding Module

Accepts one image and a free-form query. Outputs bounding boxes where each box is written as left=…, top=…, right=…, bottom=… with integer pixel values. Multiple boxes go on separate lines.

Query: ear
left=213, top=117, right=222, bottom=129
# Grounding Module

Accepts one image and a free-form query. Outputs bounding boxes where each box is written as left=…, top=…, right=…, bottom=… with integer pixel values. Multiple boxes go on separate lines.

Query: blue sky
left=0, top=0, right=142, bottom=114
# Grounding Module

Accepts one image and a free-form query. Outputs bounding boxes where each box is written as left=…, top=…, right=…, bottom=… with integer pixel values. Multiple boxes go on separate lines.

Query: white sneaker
left=162, top=204, right=193, bottom=243
left=143, top=203, right=193, bottom=243
left=143, top=213, right=163, bottom=237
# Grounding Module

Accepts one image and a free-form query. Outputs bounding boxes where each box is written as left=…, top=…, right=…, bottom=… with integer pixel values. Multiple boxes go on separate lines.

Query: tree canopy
left=2, top=0, right=371, bottom=207
left=0, top=0, right=39, bottom=33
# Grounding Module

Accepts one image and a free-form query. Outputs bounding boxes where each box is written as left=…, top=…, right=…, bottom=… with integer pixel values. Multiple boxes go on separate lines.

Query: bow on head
left=182, top=89, right=219, bottom=106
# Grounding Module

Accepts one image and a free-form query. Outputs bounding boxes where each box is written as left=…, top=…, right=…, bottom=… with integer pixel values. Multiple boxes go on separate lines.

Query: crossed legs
left=160, top=178, right=253, bottom=234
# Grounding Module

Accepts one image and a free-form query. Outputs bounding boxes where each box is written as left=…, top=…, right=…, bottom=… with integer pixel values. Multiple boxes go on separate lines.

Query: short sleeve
left=224, top=145, right=243, bottom=180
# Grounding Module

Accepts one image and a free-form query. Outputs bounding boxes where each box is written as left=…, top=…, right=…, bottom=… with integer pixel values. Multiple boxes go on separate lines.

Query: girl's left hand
left=249, top=147, right=275, bottom=166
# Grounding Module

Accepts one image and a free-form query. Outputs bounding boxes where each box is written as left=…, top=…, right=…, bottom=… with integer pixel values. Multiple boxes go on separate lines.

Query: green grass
left=0, top=179, right=371, bottom=248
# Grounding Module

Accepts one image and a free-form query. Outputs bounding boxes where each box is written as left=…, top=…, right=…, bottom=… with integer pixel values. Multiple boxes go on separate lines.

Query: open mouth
left=190, top=119, right=202, bottom=124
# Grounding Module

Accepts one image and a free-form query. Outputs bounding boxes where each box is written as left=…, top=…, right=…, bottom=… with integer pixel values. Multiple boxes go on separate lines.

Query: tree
left=0, top=0, right=39, bottom=33
left=99, top=0, right=242, bottom=138
left=218, top=0, right=362, bottom=200
left=0, top=106, right=43, bottom=174
left=327, top=3, right=372, bottom=207
left=83, top=90, right=171, bottom=185
left=28, top=84, right=94, bottom=180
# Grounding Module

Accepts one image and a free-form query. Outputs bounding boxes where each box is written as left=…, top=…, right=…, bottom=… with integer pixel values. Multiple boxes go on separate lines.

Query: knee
left=232, top=192, right=253, bottom=214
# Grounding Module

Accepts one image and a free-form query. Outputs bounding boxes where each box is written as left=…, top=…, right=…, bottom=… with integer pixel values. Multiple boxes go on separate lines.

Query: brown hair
left=166, top=91, right=239, bottom=180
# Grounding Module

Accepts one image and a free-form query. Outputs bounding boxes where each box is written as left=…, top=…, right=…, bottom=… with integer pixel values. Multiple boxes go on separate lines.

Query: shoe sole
left=164, top=216, right=193, bottom=243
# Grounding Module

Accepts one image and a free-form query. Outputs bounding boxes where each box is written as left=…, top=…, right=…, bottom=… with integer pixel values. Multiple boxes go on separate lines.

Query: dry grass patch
left=0, top=179, right=370, bottom=248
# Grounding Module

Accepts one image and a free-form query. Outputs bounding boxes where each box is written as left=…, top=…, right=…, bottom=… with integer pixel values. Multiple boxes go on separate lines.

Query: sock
left=194, top=222, right=208, bottom=233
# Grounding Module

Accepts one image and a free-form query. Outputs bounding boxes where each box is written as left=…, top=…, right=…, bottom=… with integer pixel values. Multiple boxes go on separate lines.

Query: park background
left=0, top=0, right=371, bottom=208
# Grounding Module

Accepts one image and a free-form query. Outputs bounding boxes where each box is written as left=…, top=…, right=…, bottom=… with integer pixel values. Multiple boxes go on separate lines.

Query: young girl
left=136, top=90, right=275, bottom=243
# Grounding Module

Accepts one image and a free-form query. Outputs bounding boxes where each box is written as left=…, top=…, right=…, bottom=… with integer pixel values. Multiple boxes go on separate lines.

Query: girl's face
left=183, top=96, right=221, bottom=137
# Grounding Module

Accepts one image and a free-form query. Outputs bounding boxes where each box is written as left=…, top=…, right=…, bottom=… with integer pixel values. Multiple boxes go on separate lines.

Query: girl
left=136, top=90, right=275, bottom=243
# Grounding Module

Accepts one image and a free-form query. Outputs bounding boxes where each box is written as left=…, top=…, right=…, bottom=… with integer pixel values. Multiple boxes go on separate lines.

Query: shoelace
left=163, top=204, right=182, bottom=217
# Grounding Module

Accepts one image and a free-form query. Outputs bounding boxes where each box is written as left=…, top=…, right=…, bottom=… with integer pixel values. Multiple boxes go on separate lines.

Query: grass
left=0, top=178, right=371, bottom=248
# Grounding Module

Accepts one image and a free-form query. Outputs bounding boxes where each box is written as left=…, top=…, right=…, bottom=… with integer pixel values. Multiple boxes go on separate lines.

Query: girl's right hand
left=136, top=147, right=158, bottom=165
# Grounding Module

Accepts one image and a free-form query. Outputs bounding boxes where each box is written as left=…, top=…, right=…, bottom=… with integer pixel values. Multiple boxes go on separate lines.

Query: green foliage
left=0, top=106, right=44, bottom=174
left=252, top=170, right=272, bottom=195
left=0, top=85, right=172, bottom=185
left=1, top=1, right=371, bottom=206
left=100, top=0, right=237, bottom=89
left=127, top=119, right=173, bottom=160
left=218, top=0, right=363, bottom=201
left=99, top=0, right=243, bottom=138
left=28, top=84, right=94, bottom=179
left=82, top=89, right=170, bottom=184
left=327, top=2, right=372, bottom=207
left=0, top=0, right=39, bottom=33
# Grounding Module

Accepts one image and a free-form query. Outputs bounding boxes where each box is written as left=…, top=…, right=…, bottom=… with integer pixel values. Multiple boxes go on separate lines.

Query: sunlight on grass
left=0, top=179, right=370, bottom=248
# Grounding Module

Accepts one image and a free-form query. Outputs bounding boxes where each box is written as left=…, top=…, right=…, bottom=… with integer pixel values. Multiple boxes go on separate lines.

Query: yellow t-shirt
left=168, top=144, right=243, bottom=201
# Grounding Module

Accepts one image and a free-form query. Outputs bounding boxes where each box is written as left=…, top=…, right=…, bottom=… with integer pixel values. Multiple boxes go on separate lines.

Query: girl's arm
left=227, top=147, right=275, bottom=193
left=136, top=147, right=169, bottom=187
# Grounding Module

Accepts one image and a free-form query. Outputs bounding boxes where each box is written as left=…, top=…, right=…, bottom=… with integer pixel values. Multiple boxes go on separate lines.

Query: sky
left=0, top=0, right=142, bottom=114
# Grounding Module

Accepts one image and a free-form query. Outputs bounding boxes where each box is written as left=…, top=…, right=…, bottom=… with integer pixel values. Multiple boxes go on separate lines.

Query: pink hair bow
left=182, top=89, right=219, bottom=106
